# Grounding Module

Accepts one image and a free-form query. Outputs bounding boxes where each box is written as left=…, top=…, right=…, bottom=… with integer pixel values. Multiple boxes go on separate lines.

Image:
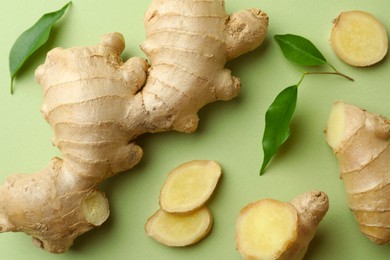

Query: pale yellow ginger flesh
left=326, top=101, right=390, bottom=244
left=146, top=160, right=221, bottom=246
left=330, top=10, right=388, bottom=67
left=145, top=206, right=213, bottom=247
left=235, top=191, right=329, bottom=260
left=0, top=1, right=268, bottom=253
left=236, top=199, right=298, bottom=259
left=160, top=160, right=222, bottom=213
left=81, top=191, right=110, bottom=226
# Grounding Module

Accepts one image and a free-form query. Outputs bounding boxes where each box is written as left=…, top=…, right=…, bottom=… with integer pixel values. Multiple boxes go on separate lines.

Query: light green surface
left=0, top=0, right=389, bottom=259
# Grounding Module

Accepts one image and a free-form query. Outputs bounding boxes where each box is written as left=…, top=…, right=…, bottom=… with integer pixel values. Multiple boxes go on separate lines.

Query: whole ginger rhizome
left=0, top=0, right=268, bottom=253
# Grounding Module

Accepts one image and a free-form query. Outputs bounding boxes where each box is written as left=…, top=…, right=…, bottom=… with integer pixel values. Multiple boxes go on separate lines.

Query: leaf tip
left=259, top=156, right=270, bottom=176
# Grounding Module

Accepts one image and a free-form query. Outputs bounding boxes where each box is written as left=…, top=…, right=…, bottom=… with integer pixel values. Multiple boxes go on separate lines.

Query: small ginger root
left=160, top=160, right=222, bottom=213
left=326, top=101, right=390, bottom=244
left=0, top=0, right=268, bottom=253
left=235, top=191, right=329, bottom=260
left=146, top=160, right=221, bottom=246
left=145, top=206, right=213, bottom=247
left=330, top=10, right=388, bottom=67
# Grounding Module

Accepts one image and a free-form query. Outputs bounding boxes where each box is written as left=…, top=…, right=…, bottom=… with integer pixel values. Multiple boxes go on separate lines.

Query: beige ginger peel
left=0, top=0, right=268, bottom=253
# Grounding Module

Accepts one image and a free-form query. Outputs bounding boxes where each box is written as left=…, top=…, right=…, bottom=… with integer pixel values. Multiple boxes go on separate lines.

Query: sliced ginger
left=145, top=206, right=213, bottom=247
left=146, top=160, right=222, bottom=246
left=330, top=10, right=388, bottom=67
left=159, top=160, right=222, bottom=213
left=236, top=191, right=329, bottom=260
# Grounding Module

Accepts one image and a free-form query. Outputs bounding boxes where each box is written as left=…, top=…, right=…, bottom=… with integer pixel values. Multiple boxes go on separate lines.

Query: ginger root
left=330, top=10, right=388, bottom=67
left=235, top=191, right=329, bottom=260
left=0, top=0, right=268, bottom=253
left=326, top=101, right=390, bottom=244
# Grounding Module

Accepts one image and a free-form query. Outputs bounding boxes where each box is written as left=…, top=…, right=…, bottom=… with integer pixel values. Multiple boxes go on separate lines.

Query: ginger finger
left=326, top=101, right=390, bottom=244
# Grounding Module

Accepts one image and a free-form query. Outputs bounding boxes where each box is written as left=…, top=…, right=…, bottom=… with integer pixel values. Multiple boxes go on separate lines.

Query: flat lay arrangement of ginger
left=326, top=102, right=390, bottom=245
left=2, top=0, right=390, bottom=258
left=0, top=0, right=268, bottom=253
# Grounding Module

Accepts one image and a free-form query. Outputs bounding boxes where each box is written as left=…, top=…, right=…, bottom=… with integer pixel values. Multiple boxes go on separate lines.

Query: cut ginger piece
left=326, top=101, right=390, bottom=244
left=330, top=10, right=388, bottom=67
left=145, top=206, right=213, bottom=247
left=236, top=191, right=329, bottom=260
left=236, top=199, right=298, bottom=259
left=160, top=160, right=222, bottom=213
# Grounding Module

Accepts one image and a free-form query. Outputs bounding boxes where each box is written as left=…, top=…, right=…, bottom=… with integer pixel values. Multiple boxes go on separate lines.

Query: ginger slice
left=235, top=199, right=298, bottom=260
left=330, top=10, right=388, bottom=67
left=236, top=191, right=329, bottom=260
left=145, top=206, right=213, bottom=247
left=159, top=160, right=222, bottom=213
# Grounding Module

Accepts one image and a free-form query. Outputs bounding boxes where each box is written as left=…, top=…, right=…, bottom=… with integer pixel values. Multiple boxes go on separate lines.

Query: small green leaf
left=9, top=2, right=71, bottom=94
left=274, top=34, right=327, bottom=66
left=260, top=85, right=298, bottom=175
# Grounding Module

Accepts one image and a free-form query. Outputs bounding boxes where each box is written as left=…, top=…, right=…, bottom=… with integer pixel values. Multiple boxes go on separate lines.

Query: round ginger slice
left=159, top=160, right=222, bottom=213
left=145, top=206, right=213, bottom=247
left=235, top=199, right=298, bottom=260
left=330, top=10, right=388, bottom=67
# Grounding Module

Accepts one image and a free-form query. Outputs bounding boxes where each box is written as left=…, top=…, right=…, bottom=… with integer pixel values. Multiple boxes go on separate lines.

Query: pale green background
left=0, top=0, right=389, bottom=259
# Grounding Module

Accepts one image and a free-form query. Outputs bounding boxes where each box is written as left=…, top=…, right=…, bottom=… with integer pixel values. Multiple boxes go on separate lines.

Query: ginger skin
left=0, top=0, right=268, bottom=253
left=326, top=101, right=390, bottom=244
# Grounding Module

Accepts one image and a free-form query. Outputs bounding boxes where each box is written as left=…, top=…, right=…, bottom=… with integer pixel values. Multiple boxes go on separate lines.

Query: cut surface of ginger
left=326, top=101, right=347, bottom=150
left=81, top=191, right=110, bottom=226
left=330, top=10, right=388, bottom=67
left=145, top=206, right=213, bottom=247
left=235, top=199, right=298, bottom=260
left=160, top=160, right=221, bottom=213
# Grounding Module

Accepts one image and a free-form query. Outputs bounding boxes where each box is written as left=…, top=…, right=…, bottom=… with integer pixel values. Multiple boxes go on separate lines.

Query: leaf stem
left=327, top=62, right=355, bottom=81
left=303, top=71, right=354, bottom=81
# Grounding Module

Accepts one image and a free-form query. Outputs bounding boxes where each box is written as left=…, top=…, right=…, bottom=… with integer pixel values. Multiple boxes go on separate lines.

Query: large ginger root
left=0, top=0, right=268, bottom=253
left=235, top=191, right=329, bottom=260
left=326, top=101, right=390, bottom=244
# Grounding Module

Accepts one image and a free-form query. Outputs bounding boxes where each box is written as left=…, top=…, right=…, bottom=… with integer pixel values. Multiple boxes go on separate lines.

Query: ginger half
left=235, top=191, right=329, bottom=260
left=326, top=101, right=390, bottom=244
left=0, top=0, right=268, bottom=253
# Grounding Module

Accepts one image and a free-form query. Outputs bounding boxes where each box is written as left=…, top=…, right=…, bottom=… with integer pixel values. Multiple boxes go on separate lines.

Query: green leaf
left=274, top=34, right=327, bottom=66
left=9, top=2, right=71, bottom=94
left=260, top=85, right=298, bottom=175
